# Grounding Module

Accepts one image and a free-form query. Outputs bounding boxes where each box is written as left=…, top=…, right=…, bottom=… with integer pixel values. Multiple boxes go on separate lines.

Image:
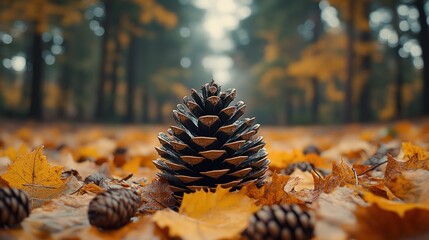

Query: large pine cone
left=243, top=204, right=315, bottom=240
left=88, top=188, right=141, bottom=229
left=0, top=187, right=30, bottom=227
left=153, top=80, right=269, bottom=201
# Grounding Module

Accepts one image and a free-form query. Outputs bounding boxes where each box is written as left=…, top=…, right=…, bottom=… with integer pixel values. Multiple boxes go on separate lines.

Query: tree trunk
left=392, top=8, right=404, bottom=118
left=344, top=0, right=356, bottom=123
left=357, top=1, right=372, bottom=122
left=310, top=1, right=322, bottom=123
left=285, top=87, right=293, bottom=125
left=107, top=38, right=121, bottom=118
left=28, top=26, right=43, bottom=120
left=124, top=36, right=137, bottom=123
left=95, top=0, right=112, bottom=120
left=58, top=40, right=72, bottom=119
left=415, top=0, right=429, bottom=115
left=75, top=71, right=85, bottom=121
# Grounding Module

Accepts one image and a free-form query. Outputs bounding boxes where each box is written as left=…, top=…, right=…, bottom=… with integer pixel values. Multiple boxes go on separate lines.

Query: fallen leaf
left=385, top=155, right=429, bottom=201
left=122, top=156, right=141, bottom=173
left=25, top=194, right=93, bottom=234
left=139, top=178, right=178, bottom=214
left=401, top=142, right=429, bottom=160
left=57, top=215, right=168, bottom=240
left=244, top=172, right=304, bottom=205
left=1, top=144, right=28, bottom=162
left=1, top=146, right=67, bottom=207
left=152, top=185, right=259, bottom=240
left=79, top=182, right=105, bottom=195
left=314, top=187, right=367, bottom=240
left=349, top=203, right=429, bottom=240
left=0, top=176, right=9, bottom=187
left=315, top=160, right=356, bottom=193
left=362, top=191, right=429, bottom=217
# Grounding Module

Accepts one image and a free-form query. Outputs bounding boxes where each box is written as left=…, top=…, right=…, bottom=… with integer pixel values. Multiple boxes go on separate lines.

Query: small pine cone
left=88, top=188, right=141, bottom=229
left=0, top=187, right=30, bottom=227
left=243, top=204, right=314, bottom=240
left=281, top=162, right=313, bottom=175
left=303, top=145, right=321, bottom=155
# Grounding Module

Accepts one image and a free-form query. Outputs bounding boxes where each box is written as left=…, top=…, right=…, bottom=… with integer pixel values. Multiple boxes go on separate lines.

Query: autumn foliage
left=0, top=120, right=428, bottom=239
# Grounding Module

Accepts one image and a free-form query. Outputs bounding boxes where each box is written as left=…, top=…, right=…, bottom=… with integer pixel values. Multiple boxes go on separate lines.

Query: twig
left=121, top=173, right=133, bottom=182
left=352, top=168, right=358, bottom=187
left=357, top=160, right=387, bottom=176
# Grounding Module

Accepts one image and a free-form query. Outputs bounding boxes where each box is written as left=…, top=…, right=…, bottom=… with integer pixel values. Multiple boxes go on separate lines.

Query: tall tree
left=95, top=0, right=113, bottom=120
left=391, top=3, right=405, bottom=118
left=357, top=0, right=373, bottom=122
left=344, top=0, right=356, bottom=123
left=28, top=21, right=43, bottom=119
left=94, top=0, right=177, bottom=121
left=414, top=0, right=429, bottom=115
left=124, top=36, right=137, bottom=122
left=310, top=2, right=322, bottom=123
left=0, top=0, right=88, bottom=120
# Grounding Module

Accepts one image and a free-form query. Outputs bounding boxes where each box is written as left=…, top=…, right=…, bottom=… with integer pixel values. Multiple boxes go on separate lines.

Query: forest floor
left=0, top=119, right=429, bottom=239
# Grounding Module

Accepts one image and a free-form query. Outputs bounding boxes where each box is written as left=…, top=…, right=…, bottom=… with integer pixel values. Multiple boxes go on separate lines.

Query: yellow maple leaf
left=152, top=186, right=259, bottom=240
left=402, top=142, right=429, bottom=160
left=1, top=146, right=65, bottom=207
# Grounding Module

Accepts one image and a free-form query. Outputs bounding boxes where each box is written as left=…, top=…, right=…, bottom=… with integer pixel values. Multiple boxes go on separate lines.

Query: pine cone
left=88, top=188, right=141, bottom=229
left=0, top=187, right=30, bottom=227
left=153, top=80, right=270, bottom=201
left=302, top=145, right=321, bottom=155
left=243, top=204, right=314, bottom=240
left=281, top=162, right=313, bottom=175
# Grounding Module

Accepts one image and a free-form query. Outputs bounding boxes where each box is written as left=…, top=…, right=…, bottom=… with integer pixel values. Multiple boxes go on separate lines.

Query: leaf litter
left=0, top=121, right=428, bottom=239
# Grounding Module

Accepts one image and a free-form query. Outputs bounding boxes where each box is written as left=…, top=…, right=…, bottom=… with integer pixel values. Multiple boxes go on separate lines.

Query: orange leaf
left=315, top=160, right=356, bottom=193
left=401, top=142, right=429, bottom=160
left=244, top=172, right=304, bottom=205
left=385, top=155, right=429, bottom=201
left=349, top=203, right=429, bottom=239
left=79, top=182, right=104, bottom=195
left=362, top=191, right=429, bottom=217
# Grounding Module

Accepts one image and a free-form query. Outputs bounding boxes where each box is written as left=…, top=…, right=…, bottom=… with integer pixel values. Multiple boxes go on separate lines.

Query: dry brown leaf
left=56, top=215, right=168, bottom=240
left=139, top=178, right=177, bottom=214
left=0, top=176, right=9, bottom=187
left=26, top=194, right=93, bottom=234
left=314, top=187, right=367, bottom=240
left=152, top=186, right=259, bottom=240
left=79, top=182, right=105, bottom=195
left=315, top=160, right=356, bottom=193
left=244, top=172, right=304, bottom=205
left=385, top=155, right=429, bottom=202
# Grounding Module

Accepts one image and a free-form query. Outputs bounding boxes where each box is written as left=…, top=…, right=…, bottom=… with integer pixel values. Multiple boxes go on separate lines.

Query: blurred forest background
left=0, top=0, right=428, bottom=125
